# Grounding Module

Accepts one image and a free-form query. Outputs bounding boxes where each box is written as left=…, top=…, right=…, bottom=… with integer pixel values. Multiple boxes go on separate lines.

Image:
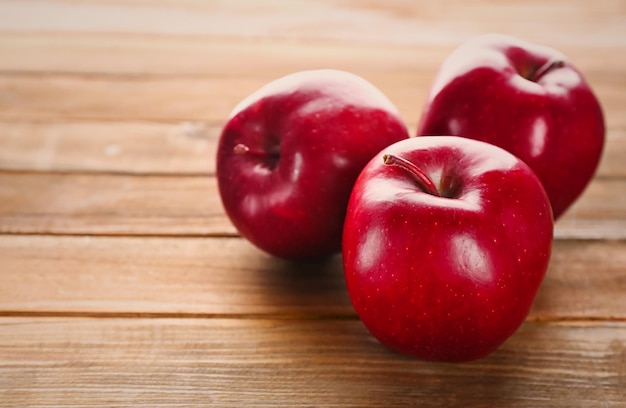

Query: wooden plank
left=0, top=173, right=234, bottom=236
left=0, top=72, right=447, bottom=126
left=534, top=239, right=626, bottom=320
left=598, top=129, right=626, bottom=178
left=0, top=121, right=218, bottom=175
left=0, top=1, right=622, bottom=406
left=557, top=174, right=626, bottom=240
left=1, top=32, right=625, bottom=80
left=0, top=74, right=261, bottom=124
left=0, top=172, right=623, bottom=238
left=0, top=235, right=624, bottom=320
left=0, top=317, right=624, bottom=407
left=0, top=235, right=351, bottom=316
left=0, top=33, right=453, bottom=77
left=0, top=0, right=624, bottom=49
left=0, top=73, right=623, bottom=131
left=1, top=122, right=623, bottom=177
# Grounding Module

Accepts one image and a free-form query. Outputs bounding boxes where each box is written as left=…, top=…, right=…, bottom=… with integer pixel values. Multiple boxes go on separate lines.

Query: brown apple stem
left=529, top=59, right=565, bottom=82
left=383, top=154, right=440, bottom=197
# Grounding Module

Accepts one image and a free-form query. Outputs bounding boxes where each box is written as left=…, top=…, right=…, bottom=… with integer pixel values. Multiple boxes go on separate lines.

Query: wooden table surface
left=1, top=1, right=625, bottom=406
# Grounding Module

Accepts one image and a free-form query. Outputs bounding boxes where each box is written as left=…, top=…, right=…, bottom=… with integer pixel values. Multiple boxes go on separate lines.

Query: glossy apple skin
left=217, top=69, right=409, bottom=260
left=417, top=34, right=605, bottom=219
left=343, top=136, right=553, bottom=362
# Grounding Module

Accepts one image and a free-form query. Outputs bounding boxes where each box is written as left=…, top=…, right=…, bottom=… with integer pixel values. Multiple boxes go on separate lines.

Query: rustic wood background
left=0, top=1, right=624, bottom=406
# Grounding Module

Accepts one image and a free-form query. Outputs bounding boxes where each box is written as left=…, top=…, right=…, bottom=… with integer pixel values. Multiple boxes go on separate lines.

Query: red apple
left=217, top=69, right=409, bottom=259
left=343, top=136, right=553, bottom=362
left=417, top=33, right=605, bottom=219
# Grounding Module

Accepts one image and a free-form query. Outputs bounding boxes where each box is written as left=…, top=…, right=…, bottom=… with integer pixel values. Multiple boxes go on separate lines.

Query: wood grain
left=0, top=235, right=624, bottom=320
left=0, top=0, right=624, bottom=48
left=1, top=71, right=624, bottom=130
left=1, top=0, right=625, bottom=405
left=0, top=235, right=352, bottom=316
left=0, top=172, right=623, bottom=239
left=1, top=121, right=624, bottom=178
left=0, top=317, right=624, bottom=407
left=0, top=72, right=433, bottom=130
left=0, top=120, right=218, bottom=174
left=2, top=32, right=625, bottom=78
left=0, top=33, right=452, bottom=77
left=0, top=173, right=235, bottom=236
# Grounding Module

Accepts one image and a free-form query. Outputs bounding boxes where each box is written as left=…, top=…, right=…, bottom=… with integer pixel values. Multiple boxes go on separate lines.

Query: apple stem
left=233, top=143, right=279, bottom=159
left=529, top=59, right=565, bottom=82
left=233, top=143, right=251, bottom=155
left=383, top=154, right=440, bottom=197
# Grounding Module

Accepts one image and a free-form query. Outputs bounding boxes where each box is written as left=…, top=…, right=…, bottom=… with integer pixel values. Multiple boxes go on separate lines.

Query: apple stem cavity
left=527, top=59, right=565, bottom=82
left=383, top=154, right=441, bottom=197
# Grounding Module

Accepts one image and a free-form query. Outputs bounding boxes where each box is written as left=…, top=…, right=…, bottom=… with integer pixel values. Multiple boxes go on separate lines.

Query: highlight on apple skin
left=343, top=136, right=554, bottom=362
left=417, top=33, right=605, bottom=219
left=217, top=69, right=409, bottom=260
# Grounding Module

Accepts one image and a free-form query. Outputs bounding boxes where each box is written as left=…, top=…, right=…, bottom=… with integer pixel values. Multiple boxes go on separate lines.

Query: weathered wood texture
left=0, top=173, right=623, bottom=239
left=0, top=236, right=624, bottom=320
left=4, top=121, right=626, bottom=176
left=0, top=0, right=624, bottom=406
left=0, top=318, right=624, bottom=407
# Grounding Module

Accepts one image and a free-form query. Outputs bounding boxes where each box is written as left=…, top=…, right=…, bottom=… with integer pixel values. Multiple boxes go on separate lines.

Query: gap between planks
left=0, top=168, right=215, bottom=178
left=0, top=310, right=357, bottom=320
left=0, top=310, right=625, bottom=325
